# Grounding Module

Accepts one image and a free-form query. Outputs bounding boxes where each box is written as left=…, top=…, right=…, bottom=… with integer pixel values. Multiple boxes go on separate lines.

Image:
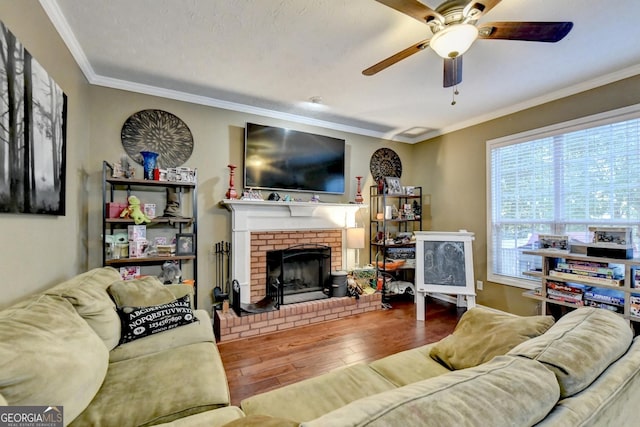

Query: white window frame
left=486, top=103, right=640, bottom=289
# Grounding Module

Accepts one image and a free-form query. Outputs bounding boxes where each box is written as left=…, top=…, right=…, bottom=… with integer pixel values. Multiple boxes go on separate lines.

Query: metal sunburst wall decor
left=369, top=148, right=402, bottom=181
left=121, top=109, right=194, bottom=169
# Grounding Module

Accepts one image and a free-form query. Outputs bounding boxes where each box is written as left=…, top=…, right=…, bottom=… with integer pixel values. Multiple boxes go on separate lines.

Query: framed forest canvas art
left=0, top=20, right=67, bottom=215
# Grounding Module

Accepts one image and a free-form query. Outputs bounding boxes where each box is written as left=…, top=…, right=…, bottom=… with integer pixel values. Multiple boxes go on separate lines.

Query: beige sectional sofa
left=232, top=305, right=640, bottom=427
left=0, top=267, right=244, bottom=427
left=3, top=266, right=639, bottom=426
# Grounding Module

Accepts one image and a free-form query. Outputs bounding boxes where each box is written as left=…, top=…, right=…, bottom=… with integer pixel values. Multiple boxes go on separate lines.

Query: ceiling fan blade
left=478, top=21, right=573, bottom=42
left=463, top=0, right=501, bottom=21
left=443, top=56, right=463, bottom=88
left=374, top=0, right=444, bottom=25
left=362, top=39, right=430, bottom=76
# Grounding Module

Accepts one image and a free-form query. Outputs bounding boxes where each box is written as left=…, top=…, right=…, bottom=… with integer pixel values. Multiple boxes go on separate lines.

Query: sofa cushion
left=536, top=337, right=640, bottom=426
left=429, top=307, right=555, bottom=370
left=220, top=414, right=298, bottom=427
left=108, top=276, right=176, bottom=307
left=508, top=306, right=633, bottom=398
left=117, top=295, right=197, bottom=344
left=241, top=363, right=397, bottom=422
left=302, top=356, right=560, bottom=427
left=110, top=309, right=215, bottom=362
left=369, top=343, right=451, bottom=386
left=153, top=406, right=247, bottom=427
left=165, top=284, right=196, bottom=308
left=0, top=295, right=109, bottom=424
left=71, top=342, right=230, bottom=427
left=48, top=280, right=121, bottom=350
left=47, top=266, right=121, bottom=293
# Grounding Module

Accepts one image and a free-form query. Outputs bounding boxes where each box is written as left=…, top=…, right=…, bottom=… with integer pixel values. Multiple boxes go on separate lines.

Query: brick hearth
left=214, top=293, right=381, bottom=342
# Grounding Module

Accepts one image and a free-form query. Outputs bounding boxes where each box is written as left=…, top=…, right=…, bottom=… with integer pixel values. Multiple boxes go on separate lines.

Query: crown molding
left=40, top=0, right=640, bottom=145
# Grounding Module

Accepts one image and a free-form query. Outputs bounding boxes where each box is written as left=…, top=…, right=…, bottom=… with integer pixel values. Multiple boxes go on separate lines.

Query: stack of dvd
left=546, top=281, right=587, bottom=305
left=583, top=288, right=624, bottom=314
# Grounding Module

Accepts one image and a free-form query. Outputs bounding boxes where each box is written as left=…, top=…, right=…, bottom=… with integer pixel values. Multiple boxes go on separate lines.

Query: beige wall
left=0, top=0, right=91, bottom=308
left=414, top=75, right=640, bottom=315
left=4, top=1, right=640, bottom=315
left=86, top=85, right=414, bottom=309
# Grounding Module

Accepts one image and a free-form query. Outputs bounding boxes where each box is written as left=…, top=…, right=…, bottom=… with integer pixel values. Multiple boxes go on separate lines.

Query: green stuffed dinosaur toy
left=120, top=195, right=151, bottom=225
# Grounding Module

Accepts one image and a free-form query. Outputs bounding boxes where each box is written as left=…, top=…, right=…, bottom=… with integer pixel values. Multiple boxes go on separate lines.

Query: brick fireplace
left=251, top=230, right=341, bottom=303
left=216, top=199, right=381, bottom=341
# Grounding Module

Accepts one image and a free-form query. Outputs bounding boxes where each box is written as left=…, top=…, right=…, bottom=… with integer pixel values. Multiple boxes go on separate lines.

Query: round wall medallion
left=121, top=109, right=194, bottom=169
left=369, top=148, right=402, bottom=181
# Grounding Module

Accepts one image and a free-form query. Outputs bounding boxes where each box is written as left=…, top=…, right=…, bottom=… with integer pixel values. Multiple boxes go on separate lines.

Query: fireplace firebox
left=267, top=244, right=331, bottom=306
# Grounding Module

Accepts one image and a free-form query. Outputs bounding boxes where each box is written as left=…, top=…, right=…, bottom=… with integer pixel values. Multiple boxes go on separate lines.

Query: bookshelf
left=522, top=249, right=640, bottom=322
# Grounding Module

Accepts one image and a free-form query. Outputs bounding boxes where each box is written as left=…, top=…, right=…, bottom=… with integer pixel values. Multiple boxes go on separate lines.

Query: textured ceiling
left=43, top=0, right=640, bottom=142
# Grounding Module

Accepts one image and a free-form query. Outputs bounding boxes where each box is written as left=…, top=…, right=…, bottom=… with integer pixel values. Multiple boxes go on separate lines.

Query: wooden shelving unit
left=522, top=249, right=640, bottom=322
left=102, top=161, right=198, bottom=304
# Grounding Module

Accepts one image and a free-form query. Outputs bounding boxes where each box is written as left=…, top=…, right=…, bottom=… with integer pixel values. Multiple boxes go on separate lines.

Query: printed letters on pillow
left=117, top=295, right=196, bottom=344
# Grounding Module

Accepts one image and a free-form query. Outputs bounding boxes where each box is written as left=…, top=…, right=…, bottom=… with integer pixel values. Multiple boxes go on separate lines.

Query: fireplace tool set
left=213, top=241, right=231, bottom=310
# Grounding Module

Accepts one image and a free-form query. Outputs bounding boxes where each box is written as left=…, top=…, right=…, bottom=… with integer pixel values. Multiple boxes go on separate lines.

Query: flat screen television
left=244, top=123, right=345, bottom=194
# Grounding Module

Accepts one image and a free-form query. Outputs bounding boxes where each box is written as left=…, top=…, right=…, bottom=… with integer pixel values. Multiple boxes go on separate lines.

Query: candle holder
left=225, top=164, right=238, bottom=199
left=355, top=176, right=364, bottom=203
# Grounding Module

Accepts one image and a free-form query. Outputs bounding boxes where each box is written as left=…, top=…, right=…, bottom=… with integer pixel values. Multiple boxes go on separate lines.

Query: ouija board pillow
left=117, top=295, right=196, bottom=344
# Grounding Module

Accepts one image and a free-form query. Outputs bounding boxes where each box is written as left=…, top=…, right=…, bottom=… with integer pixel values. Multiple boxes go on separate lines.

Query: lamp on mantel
left=429, top=24, right=478, bottom=59
left=346, top=227, right=365, bottom=271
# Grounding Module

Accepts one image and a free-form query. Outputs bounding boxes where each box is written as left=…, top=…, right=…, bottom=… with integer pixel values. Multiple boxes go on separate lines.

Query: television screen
left=244, top=123, right=345, bottom=194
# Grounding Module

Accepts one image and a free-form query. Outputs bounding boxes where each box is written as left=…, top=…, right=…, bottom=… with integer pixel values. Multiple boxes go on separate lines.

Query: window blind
left=488, top=108, right=640, bottom=287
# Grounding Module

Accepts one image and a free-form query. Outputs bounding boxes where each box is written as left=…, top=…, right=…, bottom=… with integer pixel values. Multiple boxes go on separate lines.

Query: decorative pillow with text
left=117, top=295, right=196, bottom=344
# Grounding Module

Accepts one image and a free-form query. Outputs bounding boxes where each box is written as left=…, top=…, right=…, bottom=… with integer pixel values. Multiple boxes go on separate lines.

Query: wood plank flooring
left=217, top=296, right=465, bottom=406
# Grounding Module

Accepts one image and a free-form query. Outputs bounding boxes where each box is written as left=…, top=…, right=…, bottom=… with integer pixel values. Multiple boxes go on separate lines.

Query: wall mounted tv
left=244, top=123, right=345, bottom=194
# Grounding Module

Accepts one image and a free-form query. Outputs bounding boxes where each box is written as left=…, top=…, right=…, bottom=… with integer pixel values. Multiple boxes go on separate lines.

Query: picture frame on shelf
left=176, top=233, right=195, bottom=256
left=384, top=176, right=402, bottom=194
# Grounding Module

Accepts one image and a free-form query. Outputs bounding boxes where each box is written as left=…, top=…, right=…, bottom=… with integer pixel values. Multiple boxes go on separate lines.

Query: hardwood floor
left=217, top=296, right=465, bottom=406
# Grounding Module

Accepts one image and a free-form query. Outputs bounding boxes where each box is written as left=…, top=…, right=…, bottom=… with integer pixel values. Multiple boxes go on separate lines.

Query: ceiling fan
left=363, top=0, right=573, bottom=90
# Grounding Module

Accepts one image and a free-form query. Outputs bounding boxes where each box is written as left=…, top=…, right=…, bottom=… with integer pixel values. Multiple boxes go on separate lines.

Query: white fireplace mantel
left=220, top=199, right=365, bottom=303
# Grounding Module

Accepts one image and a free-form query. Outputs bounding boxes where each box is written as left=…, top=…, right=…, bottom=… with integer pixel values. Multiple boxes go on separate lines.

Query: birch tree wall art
left=0, top=20, right=67, bottom=215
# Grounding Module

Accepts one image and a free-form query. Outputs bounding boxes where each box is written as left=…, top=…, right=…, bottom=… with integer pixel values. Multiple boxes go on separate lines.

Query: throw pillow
left=429, top=307, right=555, bottom=370
left=117, top=295, right=197, bottom=344
left=108, top=276, right=175, bottom=308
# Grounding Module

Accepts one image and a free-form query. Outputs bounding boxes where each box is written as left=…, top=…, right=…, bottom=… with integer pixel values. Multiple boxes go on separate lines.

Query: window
left=487, top=105, right=640, bottom=288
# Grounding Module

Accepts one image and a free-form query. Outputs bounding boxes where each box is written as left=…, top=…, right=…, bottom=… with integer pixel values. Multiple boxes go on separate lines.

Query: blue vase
left=140, top=151, right=159, bottom=180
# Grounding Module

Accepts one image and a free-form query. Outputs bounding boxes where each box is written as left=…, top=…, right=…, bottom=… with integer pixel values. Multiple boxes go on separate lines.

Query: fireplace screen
left=267, top=244, right=331, bottom=306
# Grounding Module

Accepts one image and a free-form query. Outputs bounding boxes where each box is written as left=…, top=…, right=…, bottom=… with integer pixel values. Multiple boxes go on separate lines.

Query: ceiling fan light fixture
left=430, top=24, right=478, bottom=59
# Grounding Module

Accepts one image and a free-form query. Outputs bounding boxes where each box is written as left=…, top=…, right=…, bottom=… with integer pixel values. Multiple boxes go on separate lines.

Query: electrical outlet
left=476, top=280, right=483, bottom=291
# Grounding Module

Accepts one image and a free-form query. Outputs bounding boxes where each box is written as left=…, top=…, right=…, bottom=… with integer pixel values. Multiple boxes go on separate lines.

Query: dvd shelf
left=522, top=249, right=640, bottom=322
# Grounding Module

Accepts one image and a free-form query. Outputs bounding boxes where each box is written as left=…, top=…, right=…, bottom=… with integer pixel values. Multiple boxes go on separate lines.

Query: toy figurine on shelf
left=120, top=195, right=151, bottom=225
left=112, top=154, right=135, bottom=178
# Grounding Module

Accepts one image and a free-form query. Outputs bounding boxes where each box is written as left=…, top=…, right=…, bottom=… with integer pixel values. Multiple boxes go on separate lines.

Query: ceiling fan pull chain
left=451, top=85, right=460, bottom=106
